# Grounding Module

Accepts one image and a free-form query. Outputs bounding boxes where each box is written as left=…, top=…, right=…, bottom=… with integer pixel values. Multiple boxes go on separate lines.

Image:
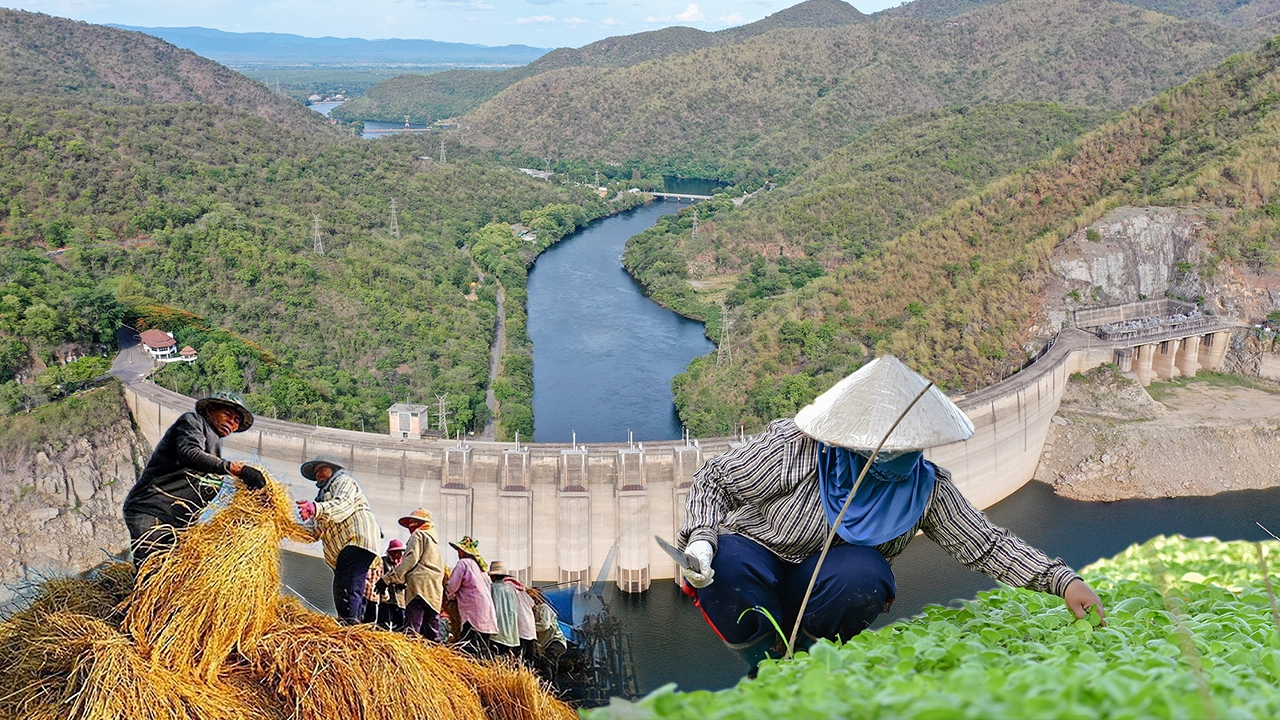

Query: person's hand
left=682, top=540, right=716, bottom=589
left=296, top=499, right=316, bottom=521
left=1064, top=578, right=1106, bottom=627
left=238, top=465, right=267, bottom=490
left=227, top=461, right=245, bottom=476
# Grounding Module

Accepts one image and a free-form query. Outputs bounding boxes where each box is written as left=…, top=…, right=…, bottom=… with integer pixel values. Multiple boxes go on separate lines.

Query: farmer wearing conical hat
left=445, top=535, right=498, bottom=656
left=384, top=508, right=446, bottom=640
left=124, top=391, right=266, bottom=567
left=295, top=458, right=382, bottom=625
left=678, top=356, right=1106, bottom=670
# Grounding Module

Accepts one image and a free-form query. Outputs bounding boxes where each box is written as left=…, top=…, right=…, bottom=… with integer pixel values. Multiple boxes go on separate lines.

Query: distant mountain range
left=105, top=25, right=550, bottom=68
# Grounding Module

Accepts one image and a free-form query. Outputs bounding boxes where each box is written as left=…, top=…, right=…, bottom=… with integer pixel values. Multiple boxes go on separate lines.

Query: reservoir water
left=526, top=202, right=714, bottom=442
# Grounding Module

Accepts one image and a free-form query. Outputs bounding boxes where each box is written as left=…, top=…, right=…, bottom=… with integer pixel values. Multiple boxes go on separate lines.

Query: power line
left=312, top=215, right=324, bottom=256
left=716, top=303, right=732, bottom=367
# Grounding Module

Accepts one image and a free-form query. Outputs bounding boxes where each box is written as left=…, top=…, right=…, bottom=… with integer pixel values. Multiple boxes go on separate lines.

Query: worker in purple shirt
left=445, top=536, right=498, bottom=657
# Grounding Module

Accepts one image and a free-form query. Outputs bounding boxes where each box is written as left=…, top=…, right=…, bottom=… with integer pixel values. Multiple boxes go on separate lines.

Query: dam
left=120, top=299, right=1237, bottom=592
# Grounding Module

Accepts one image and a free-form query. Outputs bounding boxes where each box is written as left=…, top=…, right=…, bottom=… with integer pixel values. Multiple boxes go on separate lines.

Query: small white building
left=140, top=329, right=177, bottom=360
left=388, top=403, right=431, bottom=439
left=178, top=346, right=198, bottom=363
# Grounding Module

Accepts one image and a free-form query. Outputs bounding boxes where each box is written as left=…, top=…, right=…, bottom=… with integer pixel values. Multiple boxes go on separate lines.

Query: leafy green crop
left=590, top=536, right=1280, bottom=719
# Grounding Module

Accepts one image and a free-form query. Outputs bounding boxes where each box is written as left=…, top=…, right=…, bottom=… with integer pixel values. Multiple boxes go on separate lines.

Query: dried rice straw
left=122, top=475, right=311, bottom=682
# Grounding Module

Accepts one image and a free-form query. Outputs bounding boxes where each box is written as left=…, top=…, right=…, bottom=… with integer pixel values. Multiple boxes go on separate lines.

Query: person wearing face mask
left=123, top=391, right=266, bottom=567
left=677, top=356, right=1106, bottom=670
left=295, top=458, right=383, bottom=625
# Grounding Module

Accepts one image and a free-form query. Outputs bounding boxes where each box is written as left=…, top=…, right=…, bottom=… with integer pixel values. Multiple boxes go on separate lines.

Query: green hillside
left=624, top=102, right=1112, bottom=321
left=884, top=0, right=1280, bottom=28
left=0, top=9, right=322, bottom=132
left=462, top=0, right=1257, bottom=179
left=331, top=0, right=868, bottom=125
left=667, top=34, right=1280, bottom=435
left=0, top=96, right=635, bottom=433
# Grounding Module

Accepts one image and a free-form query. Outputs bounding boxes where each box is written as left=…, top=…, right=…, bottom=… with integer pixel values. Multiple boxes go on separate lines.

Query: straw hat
left=488, top=561, right=509, bottom=577
left=300, top=458, right=344, bottom=481
left=398, top=508, right=433, bottom=529
left=794, top=356, right=974, bottom=452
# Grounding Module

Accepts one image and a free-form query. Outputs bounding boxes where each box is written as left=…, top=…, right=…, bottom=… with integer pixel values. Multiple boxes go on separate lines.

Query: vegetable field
left=590, top=536, right=1280, bottom=719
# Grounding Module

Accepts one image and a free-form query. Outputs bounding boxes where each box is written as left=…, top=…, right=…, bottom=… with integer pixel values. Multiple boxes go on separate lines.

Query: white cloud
left=601, top=17, right=619, bottom=25
left=563, top=16, right=590, bottom=24
left=516, top=14, right=555, bottom=23
left=676, top=4, right=705, bottom=21
left=426, top=0, right=495, bottom=10
left=720, top=12, right=743, bottom=24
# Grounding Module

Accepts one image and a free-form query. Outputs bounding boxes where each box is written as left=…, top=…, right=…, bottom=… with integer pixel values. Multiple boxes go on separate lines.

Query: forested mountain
left=883, top=0, right=1280, bottom=28
left=461, top=0, right=1266, bottom=179
left=107, top=25, right=548, bottom=67
left=667, top=35, right=1280, bottom=435
left=0, top=96, right=625, bottom=434
left=624, top=102, right=1111, bottom=320
left=0, top=10, right=322, bottom=132
left=331, top=0, right=868, bottom=125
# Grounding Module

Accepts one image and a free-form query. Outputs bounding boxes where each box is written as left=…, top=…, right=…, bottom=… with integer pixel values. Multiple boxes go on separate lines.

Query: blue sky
left=4, top=0, right=908, bottom=48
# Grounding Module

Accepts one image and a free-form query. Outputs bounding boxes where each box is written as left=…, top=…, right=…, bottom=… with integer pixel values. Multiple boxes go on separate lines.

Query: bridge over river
left=115, top=299, right=1241, bottom=592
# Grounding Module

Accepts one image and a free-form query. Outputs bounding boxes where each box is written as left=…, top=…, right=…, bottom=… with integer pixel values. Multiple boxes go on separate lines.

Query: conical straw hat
left=794, top=356, right=974, bottom=452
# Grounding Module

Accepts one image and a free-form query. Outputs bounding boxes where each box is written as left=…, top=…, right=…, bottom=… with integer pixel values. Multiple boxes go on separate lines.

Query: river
left=526, top=201, right=715, bottom=442
left=277, top=178, right=1280, bottom=695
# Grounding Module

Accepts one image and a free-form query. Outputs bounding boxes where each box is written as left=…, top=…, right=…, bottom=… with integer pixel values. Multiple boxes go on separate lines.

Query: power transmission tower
left=440, top=137, right=446, bottom=165
left=716, top=303, right=733, bottom=367
left=595, top=169, right=601, bottom=187
left=388, top=198, right=400, bottom=239
left=312, top=215, right=324, bottom=256
left=544, top=157, right=551, bottom=176
left=691, top=207, right=699, bottom=239
left=436, top=393, right=448, bottom=432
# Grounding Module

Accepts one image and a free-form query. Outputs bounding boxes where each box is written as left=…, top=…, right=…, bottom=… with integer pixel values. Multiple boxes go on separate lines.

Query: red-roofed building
left=179, top=346, right=198, bottom=363
left=140, top=329, right=177, bottom=360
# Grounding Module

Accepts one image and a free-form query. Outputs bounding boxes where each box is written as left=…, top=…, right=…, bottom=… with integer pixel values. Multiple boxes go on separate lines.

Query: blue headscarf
left=816, top=444, right=936, bottom=546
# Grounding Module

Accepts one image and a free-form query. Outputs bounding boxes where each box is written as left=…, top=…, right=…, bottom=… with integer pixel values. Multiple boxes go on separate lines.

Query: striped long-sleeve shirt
left=300, top=470, right=382, bottom=568
left=679, top=418, right=1080, bottom=597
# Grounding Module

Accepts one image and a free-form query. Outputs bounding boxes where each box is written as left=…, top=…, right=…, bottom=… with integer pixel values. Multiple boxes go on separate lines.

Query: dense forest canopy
left=460, top=0, right=1264, bottom=180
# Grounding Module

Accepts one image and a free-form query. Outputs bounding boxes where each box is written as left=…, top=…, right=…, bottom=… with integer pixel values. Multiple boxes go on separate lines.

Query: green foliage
left=0, top=382, right=130, bottom=449
left=463, top=0, right=1251, bottom=178
left=0, top=9, right=323, bottom=132
left=671, top=35, right=1280, bottom=434
left=590, top=536, right=1280, bottom=719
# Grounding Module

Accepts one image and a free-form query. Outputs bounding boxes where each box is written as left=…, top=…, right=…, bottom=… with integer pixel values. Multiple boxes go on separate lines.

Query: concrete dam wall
left=121, top=320, right=1228, bottom=591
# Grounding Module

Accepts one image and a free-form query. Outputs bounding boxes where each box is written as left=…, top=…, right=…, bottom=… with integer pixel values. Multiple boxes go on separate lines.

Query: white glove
left=682, top=540, right=716, bottom=589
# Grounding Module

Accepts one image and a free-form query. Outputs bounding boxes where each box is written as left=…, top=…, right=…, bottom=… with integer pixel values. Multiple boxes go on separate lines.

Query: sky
left=3, top=0, right=909, bottom=48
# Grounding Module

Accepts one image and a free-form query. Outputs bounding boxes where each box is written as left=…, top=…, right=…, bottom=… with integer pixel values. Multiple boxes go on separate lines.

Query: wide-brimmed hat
left=488, top=561, right=509, bottom=577
left=398, top=508, right=433, bottom=529
left=195, top=391, right=254, bottom=432
left=794, top=356, right=974, bottom=453
left=449, top=536, right=487, bottom=571
left=386, top=538, right=406, bottom=554
left=300, top=458, right=344, bottom=481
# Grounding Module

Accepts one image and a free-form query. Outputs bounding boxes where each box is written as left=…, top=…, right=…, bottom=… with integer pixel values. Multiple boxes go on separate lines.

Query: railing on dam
left=118, top=314, right=1244, bottom=591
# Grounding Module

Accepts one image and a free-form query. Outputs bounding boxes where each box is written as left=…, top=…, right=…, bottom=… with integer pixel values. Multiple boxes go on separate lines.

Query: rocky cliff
left=1046, top=205, right=1280, bottom=328
left=0, top=382, right=147, bottom=603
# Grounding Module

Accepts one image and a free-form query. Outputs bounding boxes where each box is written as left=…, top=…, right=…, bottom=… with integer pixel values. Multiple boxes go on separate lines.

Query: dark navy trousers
left=693, top=533, right=896, bottom=646
left=333, top=545, right=377, bottom=625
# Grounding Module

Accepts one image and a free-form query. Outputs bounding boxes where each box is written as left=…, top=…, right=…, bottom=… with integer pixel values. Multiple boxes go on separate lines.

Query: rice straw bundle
left=3, top=612, right=265, bottom=720
left=418, top=644, right=579, bottom=720
left=122, top=475, right=311, bottom=682
left=252, top=598, right=488, bottom=720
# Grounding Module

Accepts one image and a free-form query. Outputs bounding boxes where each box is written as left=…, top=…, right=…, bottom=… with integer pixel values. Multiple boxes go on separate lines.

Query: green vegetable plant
left=589, top=536, right=1280, bottom=719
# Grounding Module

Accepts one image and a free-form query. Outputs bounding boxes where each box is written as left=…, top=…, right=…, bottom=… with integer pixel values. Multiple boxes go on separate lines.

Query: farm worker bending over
left=445, top=536, right=499, bottom=656
left=123, top=391, right=266, bottom=567
left=384, top=508, right=446, bottom=641
left=296, top=458, right=382, bottom=625
left=678, top=356, right=1106, bottom=669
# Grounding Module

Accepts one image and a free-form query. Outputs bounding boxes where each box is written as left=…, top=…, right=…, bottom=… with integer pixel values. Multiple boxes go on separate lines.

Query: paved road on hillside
left=109, top=326, right=152, bottom=384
